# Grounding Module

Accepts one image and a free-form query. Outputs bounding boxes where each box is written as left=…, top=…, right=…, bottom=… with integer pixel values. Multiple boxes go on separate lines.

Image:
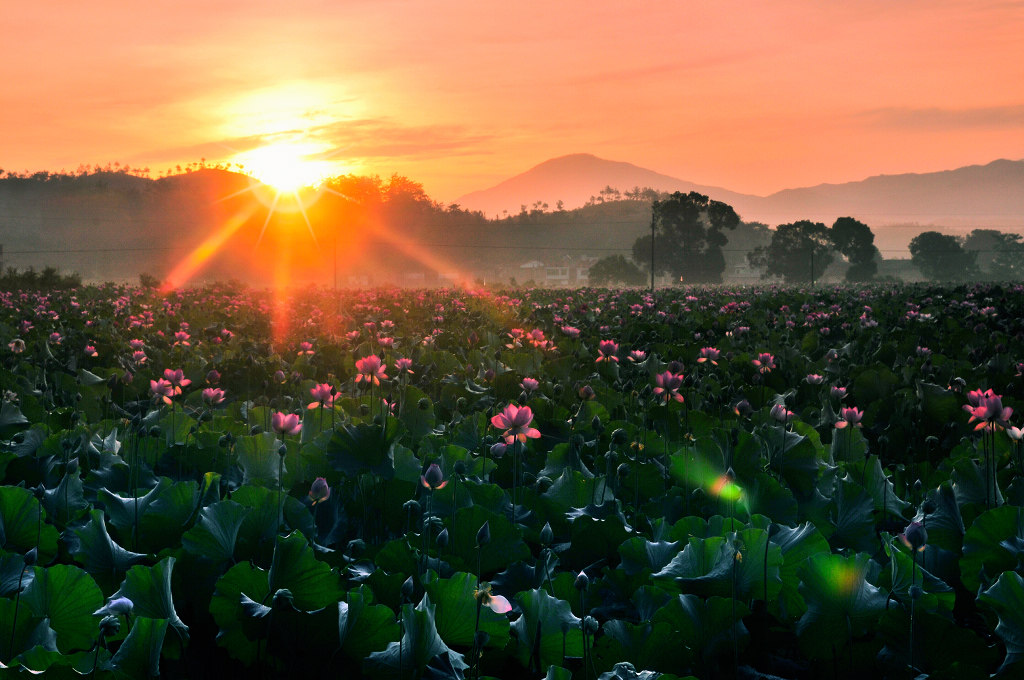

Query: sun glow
left=235, top=141, right=338, bottom=192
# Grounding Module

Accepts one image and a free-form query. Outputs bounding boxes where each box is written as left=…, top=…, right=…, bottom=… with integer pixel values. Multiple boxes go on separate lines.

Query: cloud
left=858, top=104, right=1024, bottom=130
left=310, top=119, right=497, bottom=161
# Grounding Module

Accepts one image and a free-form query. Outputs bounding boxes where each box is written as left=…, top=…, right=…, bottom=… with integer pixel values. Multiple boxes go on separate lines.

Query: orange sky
left=4, top=0, right=1024, bottom=201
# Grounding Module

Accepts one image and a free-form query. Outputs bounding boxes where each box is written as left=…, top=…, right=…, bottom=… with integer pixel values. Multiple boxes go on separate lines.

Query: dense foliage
left=1, top=281, right=1023, bottom=679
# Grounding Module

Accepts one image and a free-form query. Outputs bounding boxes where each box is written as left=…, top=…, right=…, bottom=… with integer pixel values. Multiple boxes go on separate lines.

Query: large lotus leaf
left=978, top=570, right=1024, bottom=676
left=104, top=616, right=168, bottom=679
left=262, top=597, right=341, bottom=673
left=831, top=426, right=868, bottom=464
left=654, top=536, right=728, bottom=581
left=158, top=410, right=198, bottom=447
left=327, top=420, right=401, bottom=479
left=448, top=505, right=530, bottom=575
left=210, top=561, right=270, bottom=664
left=363, top=595, right=468, bottom=679
left=181, top=500, right=250, bottom=566
left=0, top=598, right=57, bottom=665
left=0, top=485, right=59, bottom=564
left=22, top=563, right=103, bottom=653
left=651, top=594, right=748, bottom=673
left=917, top=381, right=961, bottom=425
left=41, top=469, right=90, bottom=527
left=877, top=607, right=999, bottom=680
left=845, top=454, right=912, bottom=518
left=423, top=571, right=510, bottom=648
left=398, top=386, right=437, bottom=441
left=743, top=472, right=798, bottom=526
left=951, top=456, right=1003, bottom=511
left=769, top=522, right=830, bottom=621
left=618, top=537, right=681, bottom=576
left=658, top=530, right=781, bottom=602
left=879, top=533, right=954, bottom=614
left=598, top=663, right=692, bottom=680
left=112, top=557, right=189, bottom=643
left=99, top=477, right=169, bottom=539
left=668, top=515, right=745, bottom=542
left=510, top=588, right=583, bottom=672
left=918, top=482, right=965, bottom=554
left=827, top=479, right=878, bottom=553
left=235, top=432, right=286, bottom=488
left=70, top=509, right=146, bottom=591
left=851, top=364, right=898, bottom=405
left=567, top=515, right=631, bottom=572
left=795, top=552, right=887, bottom=660
left=338, top=585, right=401, bottom=660
left=267, top=531, right=342, bottom=610
left=136, top=480, right=200, bottom=553
left=759, top=425, right=820, bottom=500
left=230, top=484, right=315, bottom=561
left=542, top=468, right=614, bottom=511
left=592, top=620, right=686, bottom=675
left=961, top=505, right=1024, bottom=593
left=0, top=550, right=34, bottom=596
left=0, top=401, right=29, bottom=436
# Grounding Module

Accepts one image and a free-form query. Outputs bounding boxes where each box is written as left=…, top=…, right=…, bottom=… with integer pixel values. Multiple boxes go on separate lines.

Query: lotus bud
left=418, top=397, right=431, bottom=410
left=308, top=477, right=330, bottom=505
left=539, top=522, right=553, bottom=546
left=453, top=460, right=467, bottom=476
left=617, top=462, right=631, bottom=478
left=149, top=425, right=161, bottom=437
left=476, top=520, right=491, bottom=547
left=401, top=575, right=415, bottom=601
left=901, top=521, right=928, bottom=552
left=921, top=498, right=936, bottom=515
left=436, top=527, right=449, bottom=548
left=611, top=428, right=628, bottom=446
left=277, top=444, right=287, bottom=457
left=250, top=425, right=262, bottom=435
left=24, top=547, right=37, bottom=566
left=66, top=457, right=79, bottom=474
left=99, top=615, right=120, bottom=637
left=421, top=463, right=447, bottom=490
left=403, top=499, right=421, bottom=515
left=908, top=584, right=923, bottom=600
left=574, top=570, right=590, bottom=591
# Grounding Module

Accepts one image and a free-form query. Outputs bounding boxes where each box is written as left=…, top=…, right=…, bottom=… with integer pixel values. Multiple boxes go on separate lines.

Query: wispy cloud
left=858, top=105, right=1024, bottom=129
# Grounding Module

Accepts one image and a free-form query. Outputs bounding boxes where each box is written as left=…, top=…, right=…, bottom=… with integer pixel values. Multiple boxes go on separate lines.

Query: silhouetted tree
left=748, top=220, right=834, bottom=283
left=631, top=192, right=740, bottom=283
left=963, top=229, right=1024, bottom=280
left=588, top=255, right=645, bottom=286
left=831, top=217, right=879, bottom=281
left=908, top=231, right=978, bottom=281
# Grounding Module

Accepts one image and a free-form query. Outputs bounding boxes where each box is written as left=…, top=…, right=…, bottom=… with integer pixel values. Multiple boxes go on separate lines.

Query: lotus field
left=3, top=282, right=1024, bottom=679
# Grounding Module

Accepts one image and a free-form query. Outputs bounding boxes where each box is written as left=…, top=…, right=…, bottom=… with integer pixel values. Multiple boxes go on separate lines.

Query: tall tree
left=964, top=229, right=1024, bottom=280
left=631, top=192, right=740, bottom=284
left=908, top=231, right=979, bottom=281
left=831, top=217, right=879, bottom=281
left=747, top=220, right=834, bottom=283
left=587, top=255, right=646, bottom=286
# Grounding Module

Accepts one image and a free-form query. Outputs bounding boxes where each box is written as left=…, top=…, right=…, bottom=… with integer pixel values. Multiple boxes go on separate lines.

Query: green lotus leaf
left=917, top=381, right=961, bottom=425
left=510, top=588, right=583, bottom=673
left=448, top=505, right=530, bottom=575
left=978, top=570, right=1024, bottom=677
left=327, top=419, right=402, bottom=479
left=743, top=472, right=798, bottom=525
left=592, top=620, right=685, bottom=675
left=230, top=484, right=315, bottom=562
left=651, top=594, right=748, bottom=674
left=41, top=469, right=90, bottom=527
left=423, top=571, right=510, bottom=648
left=22, top=563, right=103, bottom=653
left=267, top=531, right=342, bottom=610
left=363, top=595, right=468, bottom=679
left=567, top=515, right=631, bottom=572
left=769, top=521, right=831, bottom=620
left=0, top=550, right=33, bottom=596
left=795, top=552, right=887, bottom=660
left=961, top=504, right=1024, bottom=593
left=951, top=456, right=1002, bottom=512
left=111, top=556, right=189, bottom=643
left=262, top=595, right=341, bottom=674
left=338, top=585, right=401, bottom=660
left=0, top=597, right=57, bottom=663
left=876, top=607, right=999, bottom=679
left=827, top=479, right=878, bottom=553
left=918, top=482, right=965, bottom=554
left=758, top=424, right=821, bottom=500
left=879, top=533, right=954, bottom=614
left=104, top=616, right=168, bottom=679
left=831, top=425, right=868, bottom=464
left=181, top=500, right=250, bottom=566
left=0, top=485, right=59, bottom=565
left=210, top=561, right=270, bottom=664
left=398, top=386, right=437, bottom=441
left=618, top=537, right=681, bottom=576
left=69, top=509, right=146, bottom=591
left=235, top=432, right=286, bottom=488
left=0, top=401, right=29, bottom=436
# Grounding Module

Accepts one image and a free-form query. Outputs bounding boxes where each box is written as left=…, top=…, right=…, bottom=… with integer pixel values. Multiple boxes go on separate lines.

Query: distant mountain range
left=456, top=153, right=1024, bottom=228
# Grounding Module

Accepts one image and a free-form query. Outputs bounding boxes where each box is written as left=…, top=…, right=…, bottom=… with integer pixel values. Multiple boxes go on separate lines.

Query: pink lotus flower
left=394, top=357, right=414, bottom=375
left=272, top=411, right=302, bottom=436
left=475, top=583, right=512, bottom=614
left=806, top=374, right=824, bottom=385
left=49, top=332, right=62, bottom=345
left=308, top=477, right=330, bottom=505
left=129, top=339, right=144, bottom=350
left=173, top=331, right=191, bottom=346
left=752, top=352, right=776, bottom=374
left=835, top=406, right=863, bottom=429
left=297, top=341, right=314, bottom=355
left=627, top=350, right=647, bottom=363
left=162, top=369, right=191, bottom=395
left=355, top=355, right=388, bottom=385
left=132, top=350, right=147, bottom=364
left=307, top=383, right=336, bottom=409
left=8, top=339, right=25, bottom=354
left=84, top=345, right=98, bottom=357
left=770, top=404, right=796, bottom=424
left=421, top=462, right=448, bottom=490
left=206, top=369, right=221, bottom=384
left=653, top=371, right=684, bottom=404
left=596, top=340, right=619, bottom=363
left=150, top=378, right=175, bottom=405
left=202, top=387, right=226, bottom=405
left=965, top=388, right=1013, bottom=431
left=521, top=377, right=539, bottom=393
left=697, top=347, right=720, bottom=365
left=831, top=386, right=847, bottom=400
left=491, top=404, right=541, bottom=444
left=561, top=326, right=581, bottom=338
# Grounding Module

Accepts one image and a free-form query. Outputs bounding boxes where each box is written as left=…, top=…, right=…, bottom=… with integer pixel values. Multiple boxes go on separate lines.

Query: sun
left=235, top=141, right=337, bottom=192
